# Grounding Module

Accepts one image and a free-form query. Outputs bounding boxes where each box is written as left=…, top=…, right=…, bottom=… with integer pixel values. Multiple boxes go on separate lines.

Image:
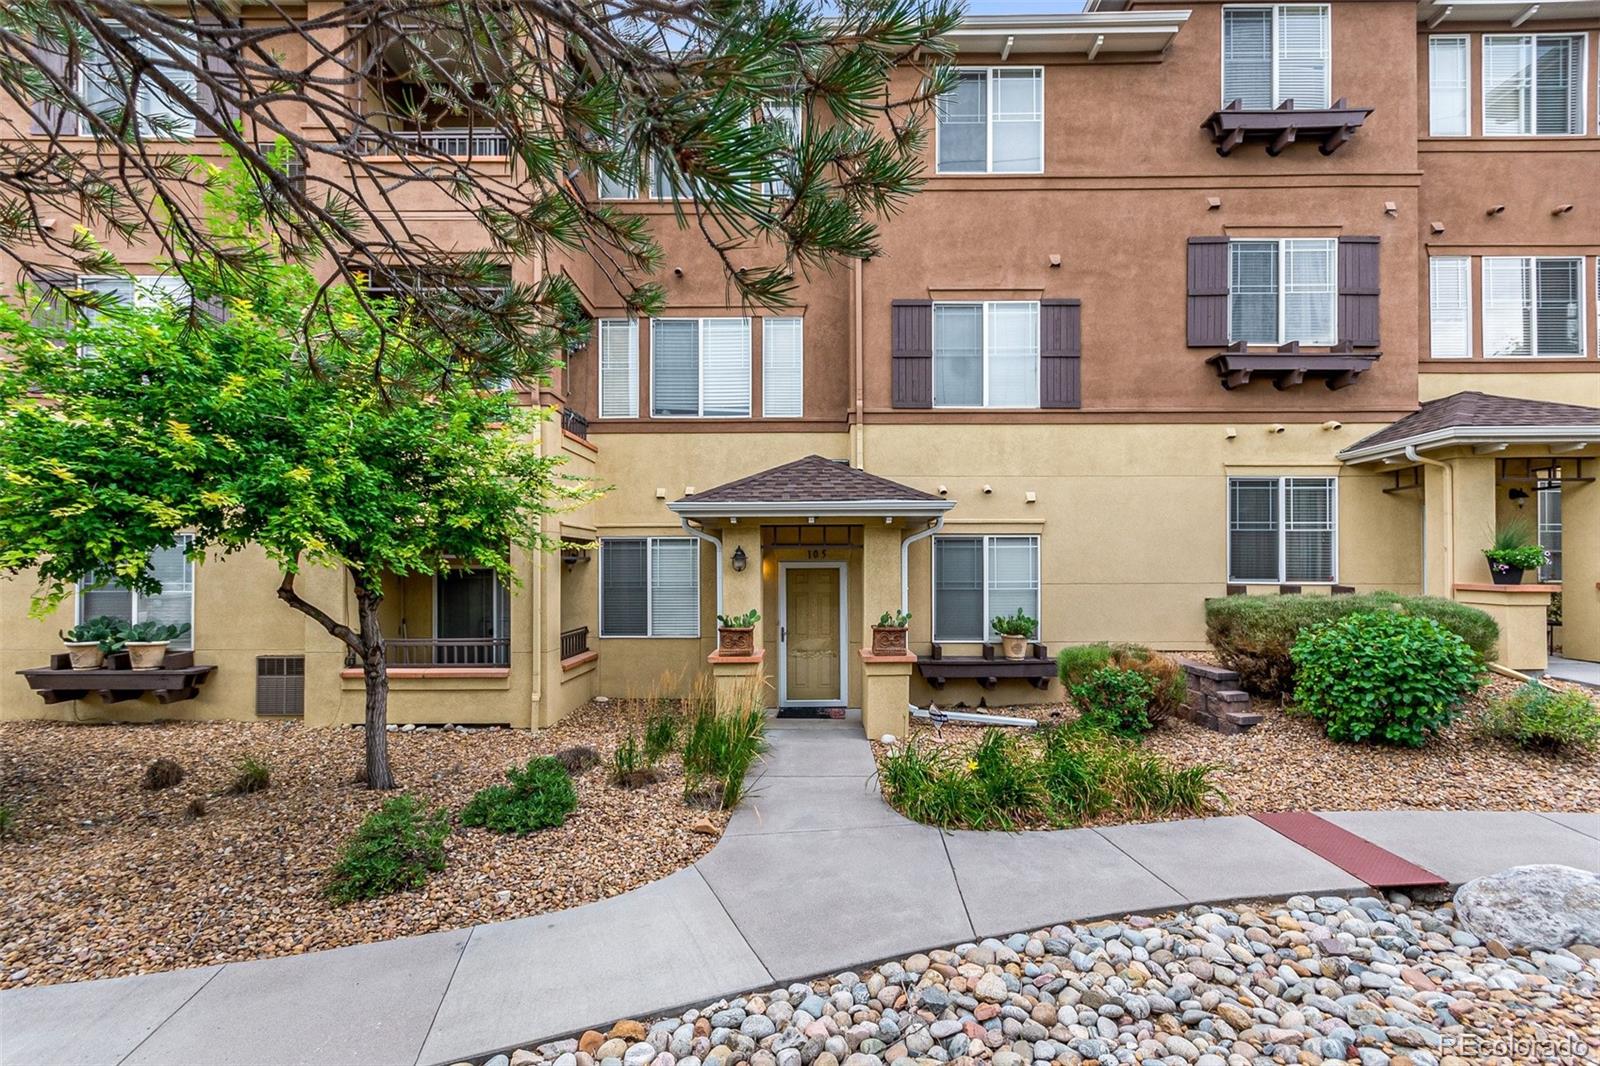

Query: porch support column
left=1447, top=456, right=1499, bottom=588
left=722, top=525, right=764, bottom=645
left=860, top=523, right=910, bottom=738
left=1560, top=479, right=1599, bottom=661
left=709, top=650, right=766, bottom=714
left=1453, top=586, right=1555, bottom=672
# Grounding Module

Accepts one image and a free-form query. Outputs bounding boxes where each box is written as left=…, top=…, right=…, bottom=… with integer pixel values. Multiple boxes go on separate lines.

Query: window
left=1228, top=238, right=1337, bottom=346
left=1221, top=5, right=1331, bottom=110
left=933, top=301, right=1039, bottom=408
left=1429, top=256, right=1472, bottom=358
left=597, top=152, right=687, bottom=200
left=1428, top=36, right=1471, bottom=136
left=435, top=569, right=510, bottom=665
left=599, top=537, right=700, bottom=637
left=932, top=535, right=1039, bottom=643
left=1537, top=481, right=1562, bottom=581
left=1483, top=34, right=1585, bottom=136
left=78, top=273, right=190, bottom=307
left=79, top=24, right=197, bottom=138
left=936, top=68, right=1043, bottom=174
left=650, top=318, right=751, bottom=417
left=79, top=536, right=195, bottom=650
left=763, top=103, right=802, bottom=197
left=761, top=317, right=804, bottom=417
left=1228, top=477, right=1337, bottom=583
left=1482, top=257, right=1584, bottom=357
left=598, top=318, right=639, bottom=418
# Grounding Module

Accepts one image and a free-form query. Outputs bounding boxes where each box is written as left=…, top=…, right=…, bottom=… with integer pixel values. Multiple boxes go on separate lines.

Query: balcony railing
left=345, top=637, right=511, bottom=668
left=561, top=407, right=590, bottom=440
left=356, top=129, right=510, bottom=158
left=560, top=626, right=590, bottom=661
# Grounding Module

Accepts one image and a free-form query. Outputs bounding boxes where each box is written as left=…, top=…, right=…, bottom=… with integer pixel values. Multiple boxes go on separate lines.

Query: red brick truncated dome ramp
left=1252, top=812, right=1449, bottom=889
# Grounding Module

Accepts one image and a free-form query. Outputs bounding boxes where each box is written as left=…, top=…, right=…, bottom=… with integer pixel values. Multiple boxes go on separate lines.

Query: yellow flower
left=965, top=759, right=978, bottom=773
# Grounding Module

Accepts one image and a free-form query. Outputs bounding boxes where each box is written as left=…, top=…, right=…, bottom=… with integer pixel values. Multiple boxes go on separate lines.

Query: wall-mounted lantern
left=731, top=546, right=748, bottom=573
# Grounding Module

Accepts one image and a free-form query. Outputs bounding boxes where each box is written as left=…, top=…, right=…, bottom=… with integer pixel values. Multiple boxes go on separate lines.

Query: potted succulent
left=872, top=609, right=911, bottom=656
left=58, top=616, right=123, bottom=670
left=118, top=621, right=191, bottom=670
left=990, top=609, right=1037, bottom=661
left=1482, top=519, right=1549, bottom=586
left=715, top=610, right=759, bottom=656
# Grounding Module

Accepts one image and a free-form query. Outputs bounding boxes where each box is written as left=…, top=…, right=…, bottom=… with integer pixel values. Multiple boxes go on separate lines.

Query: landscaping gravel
left=474, top=893, right=1599, bottom=1066
left=881, top=674, right=1600, bottom=826
left=0, top=699, right=728, bottom=989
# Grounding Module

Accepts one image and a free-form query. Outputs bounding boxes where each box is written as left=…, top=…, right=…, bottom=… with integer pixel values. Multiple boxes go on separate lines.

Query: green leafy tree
left=0, top=157, right=591, bottom=789
left=0, top=0, right=957, bottom=385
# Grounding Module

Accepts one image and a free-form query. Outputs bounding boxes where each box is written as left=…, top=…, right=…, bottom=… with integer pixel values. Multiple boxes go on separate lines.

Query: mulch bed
left=875, top=673, right=1600, bottom=826
left=0, top=699, right=728, bottom=990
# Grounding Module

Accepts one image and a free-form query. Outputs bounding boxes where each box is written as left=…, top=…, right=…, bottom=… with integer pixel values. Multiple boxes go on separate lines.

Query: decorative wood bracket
left=1207, top=340, right=1381, bottom=391
left=1202, top=98, right=1374, bottom=157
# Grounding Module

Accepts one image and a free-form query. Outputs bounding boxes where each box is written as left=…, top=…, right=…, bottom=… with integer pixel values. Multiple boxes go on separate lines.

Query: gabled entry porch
left=668, top=455, right=955, bottom=737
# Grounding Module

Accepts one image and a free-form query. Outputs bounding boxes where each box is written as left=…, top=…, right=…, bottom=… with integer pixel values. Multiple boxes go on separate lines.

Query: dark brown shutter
left=1187, top=237, right=1229, bottom=347
left=1039, top=299, right=1081, bottom=409
left=29, top=35, right=70, bottom=135
left=890, top=300, right=933, bottom=409
left=1338, top=236, right=1381, bottom=348
left=194, top=20, right=240, bottom=126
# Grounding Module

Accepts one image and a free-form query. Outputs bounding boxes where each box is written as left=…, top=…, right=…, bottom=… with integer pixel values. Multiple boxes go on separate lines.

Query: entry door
left=780, top=563, right=844, bottom=705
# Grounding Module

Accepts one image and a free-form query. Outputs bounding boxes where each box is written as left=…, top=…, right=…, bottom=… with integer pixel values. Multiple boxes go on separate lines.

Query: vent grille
left=256, top=656, right=305, bottom=717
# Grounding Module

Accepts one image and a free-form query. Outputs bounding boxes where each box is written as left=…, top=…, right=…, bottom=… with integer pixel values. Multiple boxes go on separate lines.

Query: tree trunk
left=352, top=579, right=396, bottom=790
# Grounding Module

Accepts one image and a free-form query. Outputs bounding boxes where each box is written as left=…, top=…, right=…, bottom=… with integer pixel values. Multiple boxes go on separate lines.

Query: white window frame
left=1428, top=255, right=1473, bottom=359
left=1427, top=35, right=1471, bottom=136
left=930, top=534, right=1041, bottom=643
left=1536, top=480, right=1562, bottom=582
left=761, top=316, right=804, bottom=418
left=1226, top=476, right=1338, bottom=585
left=77, top=273, right=190, bottom=306
left=931, top=300, right=1040, bottom=409
left=77, top=22, right=198, bottom=139
left=76, top=534, right=196, bottom=650
left=649, top=317, right=752, bottom=418
left=1481, top=256, right=1587, bottom=358
left=597, top=536, right=701, bottom=639
left=597, top=317, right=639, bottom=419
left=1219, top=4, right=1332, bottom=110
left=1481, top=33, right=1588, bottom=137
left=1226, top=238, right=1339, bottom=347
left=934, top=66, right=1045, bottom=175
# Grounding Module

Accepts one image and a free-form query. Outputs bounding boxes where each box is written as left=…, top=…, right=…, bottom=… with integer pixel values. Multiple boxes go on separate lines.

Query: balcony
left=347, top=637, right=510, bottom=668
left=355, top=128, right=509, bottom=158
left=560, top=626, right=590, bottom=661
left=561, top=406, right=590, bottom=440
left=1202, top=98, right=1373, bottom=157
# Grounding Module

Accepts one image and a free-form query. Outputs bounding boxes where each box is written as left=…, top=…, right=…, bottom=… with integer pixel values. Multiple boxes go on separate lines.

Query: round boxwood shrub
left=1289, top=610, right=1483, bottom=747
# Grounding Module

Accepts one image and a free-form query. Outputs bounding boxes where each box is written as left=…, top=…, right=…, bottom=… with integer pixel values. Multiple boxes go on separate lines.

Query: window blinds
left=649, top=539, right=700, bottom=637
left=1222, top=8, right=1274, bottom=109
left=600, top=538, right=700, bottom=637
left=986, top=302, right=1039, bottom=408
left=598, top=318, right=638, bottom=418
left=932, top=537, right=984, bottom=641
left=1275, top=6, right=1331, bottom=108
left=762, top=317, right=804, bottom=417
left=986, top=537, right=1039, bottom=638
left=1228, top=479, right=1281, bottom=583
left=1428, top=37, right=1470, bottom=136
left=650, top=319, right=701, bottom=417
left=1429, top=257, right=1471, bottom=358
left=1229, top=241, right=1280, bottom=345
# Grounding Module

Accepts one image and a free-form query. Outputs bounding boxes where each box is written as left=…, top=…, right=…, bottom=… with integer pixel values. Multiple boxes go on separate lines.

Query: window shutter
left=194, top=20, right=240, bottom=125
left=1337, top=236, right=1381, bottom=348
left=891, top=300, right=933, bottom=408
left=29, top=35, right=70, bottom=134
left=1187, top=237, right=1230, bottom=347
left=1039, top=299, right=1081, bottom=409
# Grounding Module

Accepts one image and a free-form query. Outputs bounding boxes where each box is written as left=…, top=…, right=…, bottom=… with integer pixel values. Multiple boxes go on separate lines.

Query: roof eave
left=944, top=10, right=1191, bottom=56
left=1338, top=425, right=1600, bottom=464
left=668, top=499, right=956, bottom=518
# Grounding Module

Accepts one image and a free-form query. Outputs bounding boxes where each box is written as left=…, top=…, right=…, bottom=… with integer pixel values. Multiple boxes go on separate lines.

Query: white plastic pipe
left=900, top=515, right=945, bottom=615
left=910, top=705, right=1038, bottom=729
left=679, top=516, right=724, bottom=616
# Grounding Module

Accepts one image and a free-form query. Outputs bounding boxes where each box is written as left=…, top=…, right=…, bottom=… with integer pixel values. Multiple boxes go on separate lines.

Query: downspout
left=900, top=515, right=945, bottom=615
left=679, top=516, right=725, bottom=617
left=852, top=258, right=865, bottom=469
left=1405, top=445, right=1451, bottom=596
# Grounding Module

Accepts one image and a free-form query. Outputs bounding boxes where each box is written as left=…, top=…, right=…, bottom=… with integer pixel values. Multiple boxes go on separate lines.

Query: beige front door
left=781, top=564, right=843, bottom=704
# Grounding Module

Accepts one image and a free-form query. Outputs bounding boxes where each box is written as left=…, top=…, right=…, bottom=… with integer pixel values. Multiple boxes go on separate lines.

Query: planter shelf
left=916, top=642, right=1055, bottom=690
left=18, top=650, right=217, bottom=705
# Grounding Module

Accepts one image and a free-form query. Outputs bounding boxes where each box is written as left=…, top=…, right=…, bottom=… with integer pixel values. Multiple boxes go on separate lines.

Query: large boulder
left=1454, top=864, right=1600, bottom=950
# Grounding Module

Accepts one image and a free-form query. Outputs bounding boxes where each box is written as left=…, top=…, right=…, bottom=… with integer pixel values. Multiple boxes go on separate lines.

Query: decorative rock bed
left=465, top=892, right=1597, bottom=1066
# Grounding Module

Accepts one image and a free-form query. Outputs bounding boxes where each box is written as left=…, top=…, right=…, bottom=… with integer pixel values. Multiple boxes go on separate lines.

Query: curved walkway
left=4, top=713, right=1599, bottom=1066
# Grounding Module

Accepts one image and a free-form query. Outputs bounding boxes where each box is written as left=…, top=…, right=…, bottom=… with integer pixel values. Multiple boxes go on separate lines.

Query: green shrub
left=1057, top=644, right=1113, bottom=687
left=1070, top=666, right=1157, bottom=737
left=966, top=729, right=1045, bottom=828
left=681, top=698, right=767, bottom=809
left=643, top=712, right=679, bottom=764
left=1290, top=611, right=1483, bottom=747
left=460, top=756, right=577, bottom=834
left=1060, top=644, right=1187, bottom=726
left=226, top=754, right=271, bottom=795
left=1480, top=683, right=1600, bottom=752
left=326, top=795, right=450, bottom=904
left=1206, top=593, right=1498, bottom=698
left=610, top=732, right=658, bottom=788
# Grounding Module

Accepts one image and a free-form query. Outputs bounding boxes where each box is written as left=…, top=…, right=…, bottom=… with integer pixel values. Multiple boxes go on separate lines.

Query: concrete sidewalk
left=3, top=715, right=1598, bottom=1066
left=1549, top=654, right=1600, bottom=689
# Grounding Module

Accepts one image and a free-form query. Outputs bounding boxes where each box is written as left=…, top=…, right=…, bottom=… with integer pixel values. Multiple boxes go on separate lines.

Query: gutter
left=678, top=517, right=724, bottom=616
left=899, top=515, right=945, bottom=615
left=669, top=499, right=955, bottom=519
left=1337, top=424, right=1600, bottom=464
left=1405, top=445, right=1451, bottom=596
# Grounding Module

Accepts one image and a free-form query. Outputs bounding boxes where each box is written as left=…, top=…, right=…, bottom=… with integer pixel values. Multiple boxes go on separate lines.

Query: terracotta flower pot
left=717, top=626, right=755, bottom=656
left=1000, top=634, right=1028, bottom=661
left=62, top=641, right=104, bottom=671
left=125, top=641, right=171, bottom=670
left=871, top=625, right=909, bottom=656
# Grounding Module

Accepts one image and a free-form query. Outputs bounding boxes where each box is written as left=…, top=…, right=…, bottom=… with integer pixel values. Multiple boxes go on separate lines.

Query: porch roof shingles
left=669, top=455, right=952, bottom=517
left=1339, top=391, right=1600, bottom=462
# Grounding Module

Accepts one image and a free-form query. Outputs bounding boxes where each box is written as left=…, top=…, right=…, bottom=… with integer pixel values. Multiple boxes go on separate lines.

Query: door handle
left=780, top=626, right=786, bottom=643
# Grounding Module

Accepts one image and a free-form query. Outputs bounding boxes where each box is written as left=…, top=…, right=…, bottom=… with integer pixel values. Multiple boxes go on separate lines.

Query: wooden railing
left=560, top=626, right=590, bottom=660
left=359, top=638, right=511, bottom=668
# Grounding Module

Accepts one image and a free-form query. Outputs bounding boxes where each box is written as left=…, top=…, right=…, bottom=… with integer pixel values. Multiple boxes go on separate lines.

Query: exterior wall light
left=731, top=546, right=748, bottom=572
